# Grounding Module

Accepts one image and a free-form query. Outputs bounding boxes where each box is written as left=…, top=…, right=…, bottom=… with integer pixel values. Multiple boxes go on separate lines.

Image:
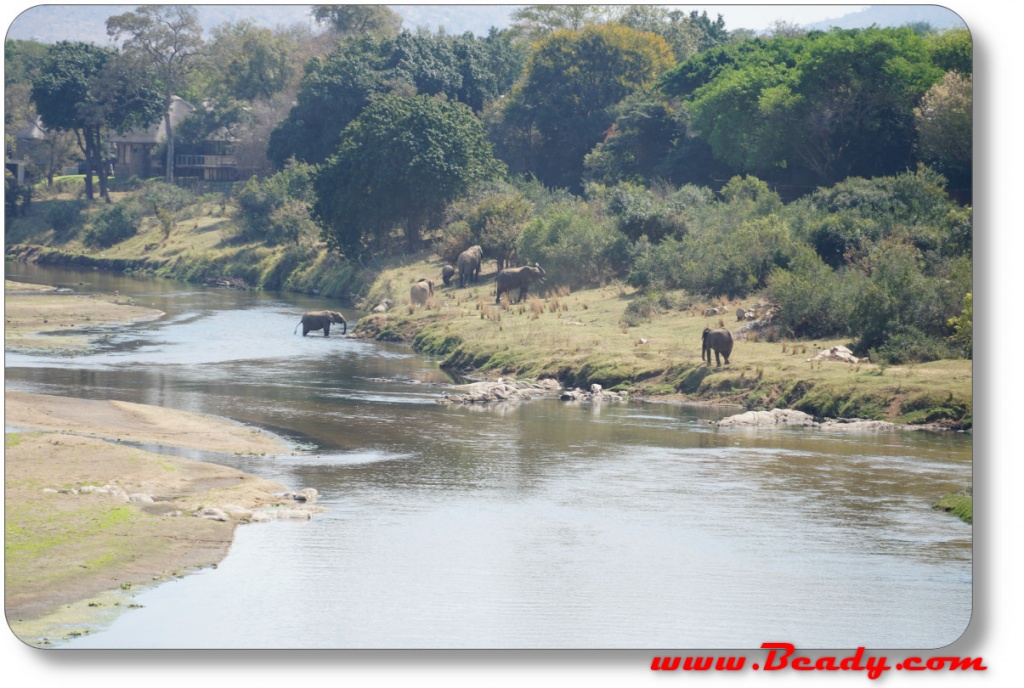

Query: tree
left=205, top=21, right=292, bottom=102
left=312, top=94, right=502, bottom=255
left=496, top=23, right=674, bottom=190
left=671, top=28, right=944, bottom=187
left=927, top=27, right=972, bottom=75
left=312, top=5, right=402, bottom=38
left=31, top=41, right=162, bottom=201
left=107, top=5, right=205, bottom=183
left=915, top=71, right=972, bottom=189
left=268, top=29, right=523, bottom=168
left=509, top=5, right=617, bottom=40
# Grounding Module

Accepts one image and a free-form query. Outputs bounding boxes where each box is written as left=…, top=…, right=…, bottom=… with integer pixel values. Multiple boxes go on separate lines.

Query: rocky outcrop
left=806, top=345, right=861, bottom=364
left=560, top=383, right=629, bottom=403
left=438, top=378, right=562, bottom=405
left=715, top=409, right=819, bottom=428
left=714, top=409, right=915, bottom=432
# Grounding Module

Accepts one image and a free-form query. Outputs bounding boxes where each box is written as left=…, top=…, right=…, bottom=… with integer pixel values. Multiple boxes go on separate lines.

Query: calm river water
left=4, top=263, right=972, bottom=649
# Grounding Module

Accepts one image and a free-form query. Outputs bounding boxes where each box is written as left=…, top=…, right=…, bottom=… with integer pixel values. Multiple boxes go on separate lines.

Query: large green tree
left=665, top=28, right=944, bottom=187
left=31, top=41, right=162, bottom=200
left=268, top=29, right=525, bottom=169
left=106, top=5, right=204, bottom=183
left=311, top=4, right=402, bottom=38
left=495, top=23, right=674, bottom=190
left=915, top=71, right=972, bottom=190
left=312, top=94, right=502, bottom=254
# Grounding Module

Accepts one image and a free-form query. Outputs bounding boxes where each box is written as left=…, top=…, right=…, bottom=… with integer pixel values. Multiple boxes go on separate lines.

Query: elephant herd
left=441, top=244, right=546, bottom=305
left=294, top=245, right=735, bottom=367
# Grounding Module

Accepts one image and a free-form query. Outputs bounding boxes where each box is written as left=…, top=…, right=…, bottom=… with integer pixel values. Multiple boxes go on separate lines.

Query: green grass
left=933, top=492, right=973, bottom=524
left=357, top=257, right=973, bottom=427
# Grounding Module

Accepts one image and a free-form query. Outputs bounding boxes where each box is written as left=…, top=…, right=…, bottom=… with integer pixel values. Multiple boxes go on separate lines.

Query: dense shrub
left=235, top=161, right=315, bottom=244
left=766, top=245, right=864, bottom=339
left=47, top=200, right=85, bottom=237
left=139, top=181, right=196, bottom=215
left=517, top=202, right=627, bottom=289
left=84, top=202, right=141, bottom=248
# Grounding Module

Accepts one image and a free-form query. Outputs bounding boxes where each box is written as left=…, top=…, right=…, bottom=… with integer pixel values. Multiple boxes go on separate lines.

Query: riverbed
left=4, top=263, right=972, bottom=649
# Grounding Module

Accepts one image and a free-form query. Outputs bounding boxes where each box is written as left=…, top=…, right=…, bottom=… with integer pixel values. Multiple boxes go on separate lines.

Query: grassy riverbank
left=5, top=184, right=972, bottom=428
left=4, top=186, right=366, bottom=299
left=355, top=257, right=972, bottom=429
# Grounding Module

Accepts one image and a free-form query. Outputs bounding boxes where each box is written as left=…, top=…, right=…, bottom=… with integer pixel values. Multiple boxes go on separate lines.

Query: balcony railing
left=176, top=154, right=237, bottom=168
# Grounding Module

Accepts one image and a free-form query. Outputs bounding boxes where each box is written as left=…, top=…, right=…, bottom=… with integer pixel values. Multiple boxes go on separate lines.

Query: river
left=4, top=264, right=972, bottom=649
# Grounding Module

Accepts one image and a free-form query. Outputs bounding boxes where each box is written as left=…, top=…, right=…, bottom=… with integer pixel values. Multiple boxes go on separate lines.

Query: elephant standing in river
left=702, top=327, right=733, bottom=367
left=410, top=279, right=434, bottom=307
left=495, top=264, right=546, bottom=304
left=295, top=310, right=347, bottom=337
left=457, top=245, right=483, bottom=288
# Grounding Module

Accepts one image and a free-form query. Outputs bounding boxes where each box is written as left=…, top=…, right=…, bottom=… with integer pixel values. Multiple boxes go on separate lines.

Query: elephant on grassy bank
left=495, top=264, right=546, bottom=304
left=294, top=310, right=347, bottom=337
left=457, top=245, right=483, bottom=288
left=441, top=264, right=455, bottom=287
left=702, top=327, right=733, bottom=367
left=410, top=279, right=434, bottom=307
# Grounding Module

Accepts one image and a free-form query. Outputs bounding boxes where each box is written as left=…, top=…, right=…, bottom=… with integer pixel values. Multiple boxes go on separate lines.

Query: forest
left=5, top=5, right=973, bottom=364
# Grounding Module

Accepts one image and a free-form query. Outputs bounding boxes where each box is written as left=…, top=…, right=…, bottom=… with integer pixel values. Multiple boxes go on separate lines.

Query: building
left=110, top=96, right=252, bottom=182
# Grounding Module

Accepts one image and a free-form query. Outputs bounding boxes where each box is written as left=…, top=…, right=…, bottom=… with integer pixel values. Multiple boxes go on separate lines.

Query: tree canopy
left=493, top=22, right=675, bottom=191
left=312, top=94, right=502, bottom=255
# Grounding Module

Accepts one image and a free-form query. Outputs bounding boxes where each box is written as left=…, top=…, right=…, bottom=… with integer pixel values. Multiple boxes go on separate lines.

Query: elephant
left=457, top=245, right=483, bottom=288
left=410, top=279, right=434, bottom=307
left=495, top=264, right=546, bottom=304
left=441, top=264, right=456, bottom=287
left=701, top=327, right=733, bottom=367
left=294, top=310, right=347, bottom=337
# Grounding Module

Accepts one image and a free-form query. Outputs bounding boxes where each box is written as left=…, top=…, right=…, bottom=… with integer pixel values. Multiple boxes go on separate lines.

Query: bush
left=766, top=246, right=863, bottom=339
left=84, top=202, right=141, bottom=248
left=235, top=161, right=315, bottom=244
left=47, top=200, right=85, bottom=237
left=139, top=181, right=195, bottom=215
left=517, top=202, right=627, bottom=289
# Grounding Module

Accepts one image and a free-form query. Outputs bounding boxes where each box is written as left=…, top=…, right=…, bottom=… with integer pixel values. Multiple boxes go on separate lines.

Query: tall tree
left=915, top=71, right=972, bottom=189
left=495, top=23, right=674, bottom=190
left=31, top=41, right=161, bottom=201
left=107, top=5, right=204, bottom=183
left=311, top=4, right=402, bottom=38
left=509, top=5, right=617, bottom=40
left=268, top=29, right=523, bottom=168
left=669, top=28, right=943, bottom=187
left=312, top=94, right=502, bottom=254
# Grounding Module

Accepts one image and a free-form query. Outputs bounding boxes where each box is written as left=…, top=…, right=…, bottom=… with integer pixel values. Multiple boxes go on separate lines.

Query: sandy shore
left=5, top=279, right=166, bottom=351
left=4, top=390, right=317, bottom=647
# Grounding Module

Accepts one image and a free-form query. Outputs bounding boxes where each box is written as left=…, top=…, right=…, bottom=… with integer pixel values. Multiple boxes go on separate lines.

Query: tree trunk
left=164, top=92, right=174, bottom=183
left=82, top=130, right=95, bottom=201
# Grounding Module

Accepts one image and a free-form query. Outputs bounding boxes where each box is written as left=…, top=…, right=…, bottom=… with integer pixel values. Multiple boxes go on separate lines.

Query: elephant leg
left=302, top=325, right=310, bottom=336
left=323, top=322, right=330, bottom=336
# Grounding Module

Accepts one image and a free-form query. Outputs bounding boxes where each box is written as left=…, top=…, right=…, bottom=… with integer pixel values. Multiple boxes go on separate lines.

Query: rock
left=560, top=386, right=628, bottom=403
left=222, top=504, right=255, bottom=519
left=195, top=506, right=230, bottom=521
left=276, top=509, right=313, bottom=520
left=248, top=510, right=273, bottom=523
left=128, top=493, right=154, bottom=503
left=288, top=488, right=318, bottom=504
left=807, top=345, right=861, bottom=364
left=438, top=378, right=561, bottom=405
left=716, top=409, right=818, bottom=428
